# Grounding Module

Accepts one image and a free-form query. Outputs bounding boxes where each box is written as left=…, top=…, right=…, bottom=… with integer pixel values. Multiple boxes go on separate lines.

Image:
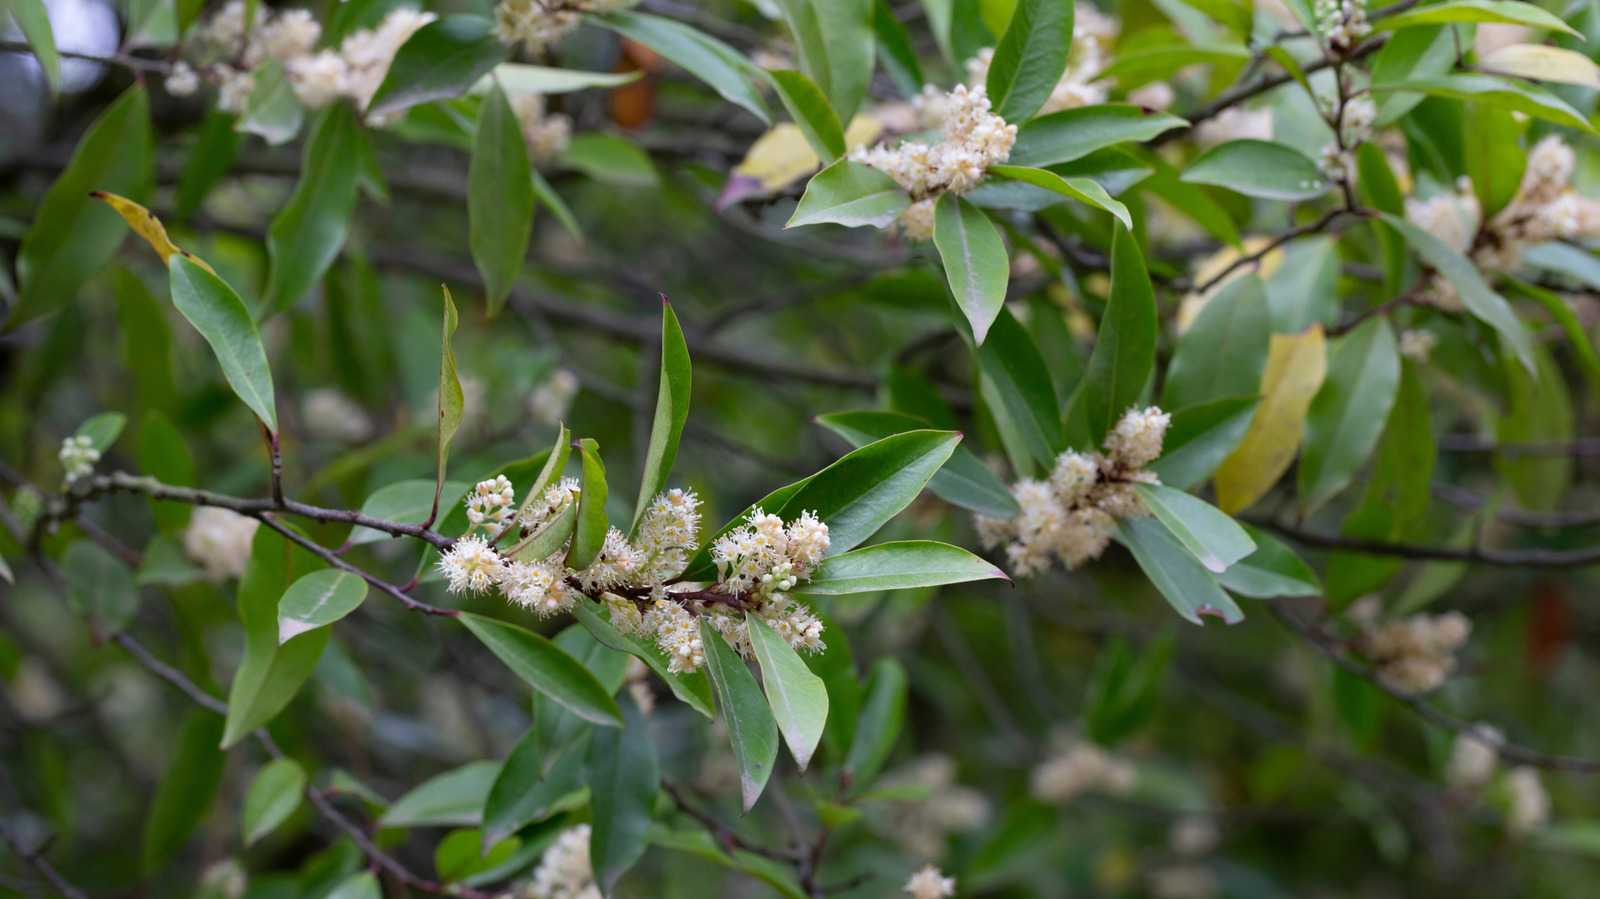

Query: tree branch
left=1249, top=518, right=1600, bottom=569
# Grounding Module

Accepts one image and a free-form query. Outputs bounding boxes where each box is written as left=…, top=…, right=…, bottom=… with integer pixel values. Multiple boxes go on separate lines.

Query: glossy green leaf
left=63, top=539, right=139, bottom=642
left=1084, top=635, right=1173, bottom=747
left=1097, top=42, right=1251, bottom=89
left=9, top=0, right=58, bottom=93
left=1162, top=275, right=1269, bottom=411
left=1497, top=344, right=1573, bottom=512
left=1463, top=103, right=1525, bottom=219
left=843, top=658, right=906, bottom=790
left=975, top=306, right=1062, bottom=469
left=815, top=409, right=1018, bottom=517
left=469, top=84, right=534, bottom=316
left=236, top=59, right=304, bottom=146
left=350, top=479, right=467, bottom=545
left=1298, top=317, right=1401, bottom=517
left=570, top=599, right=716, bottom=717
left=1376, top=0, right=1580, bottom=37
left=748, top=618, right=830, bottom=771
left=787, top=160, right=911, bottom=229
left=169, top=255, right=278, bottom=432
left=459, top=613, right=624, bottom=726
left=10, top=86, right=151, bottom=330
left=873, top=0, right=924, bottom=97
left=700, top=619, right=781, bottom=813
left=223, top=528, right=329, bottom=747
left=1118, top=517, right=1244, bottom=625
left=587, top=691, right=659, bottom=891
left=1148, top=396, right=1260, bottom=491
left=934, top=191, right=1010, bottom=344
left=1367, top=24, right=1457, bottom=123
left=986, top=0, right=1072, bottom=121
left=1217, top=525, right=1321, bottom=598
left=434, top=286, right=464, bottom=524
left=566, top=438, right=610, bottom=570
left=987, top=165, right=1131, bottom=227
left=263, top=104, right=362, bottom=315
left=1368, top=75, right=1597, bottom=134
left=482, top=727, right=589, bottom=848
left=1181, top=139, right=1330, bottom=201
left=434, top=830, right=522, bottom=883
left=367, top=15, right=507, bottom=117
left=793, top=540, right=1009, bottom=594
left=591, top=10, right=771, bottom=123
left=773, top=0, right=875, bottom=122
left=531, top=169, right=584, bottom=242
left=175, top=109, right=243, bottom=220
left=1085, top=222, right=1157, bottom=444
left=560, top=132, right=659, bottom=188
left=1504, top=277, right=1600, bottom=391
left=242, top=757, right=306, bottom=845
left=74, top=411, right=127, bottom=452
left=378, top=761, right=501, bottom=828
left=142, top=710, right=226, bottom=871
left=277, top=569, right=368, bottom=644
left=475, top=62, right=642, bottom=95
left=631, top=303, right=692, bottom=535
left=649, top=828, right=808, bottom=899
left=777, top=430, right=961, bottom=554
left=325, top=872, right=381, bottom=899
left=769, top=69, right=846, bottom=163
left=1009, top=104, right=1188, bottom=168
left=1134, top=483, right=1255, bottom=574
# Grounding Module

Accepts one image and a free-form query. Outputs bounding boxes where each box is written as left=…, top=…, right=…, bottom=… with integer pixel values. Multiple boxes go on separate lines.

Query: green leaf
left=8, top=0, right=58, bottom=93
left=223, top=528, right=330, bottom=747
left=1118, top=517, right=1245, bottom=625
left=325, top=872, right=381, bottom=899
left=565, top=438, right=610, bottom=570
left=591, top=10, right=771, bottom=124
left=1134, top=483, right=1256, bottom=574
left=1180, top=139, right=1330, bottom=201
left=873, top=0, right=924, bottom=97
left=169, top=256, right=278, bottom=433
left=475, top=62, right=642, bottom=95
left=482, top=727, right=589, bottom=848
left=351, top=479, right=467, bottom=544
left=262, top=104, right=363, bottom=316
left=63, top=540, right=139, bottom=642
left=531, top=169, right=584, bottom=242
left=1368, top=75, right=1597, bottom=134
left=773, top=0, right=875, bottom=121
left=570, top=599, right=716, bottom=718
left=587, top=692, right=659, bottom=892
left=74, top=411, right=127, bottom=452
left=986, top=0, right=1073, bottom=121
left=1218, top=524, right=1321, bottom=598
left=815, top=410, right=1018, bottom=517
left=1367, top=24, right=1458, bottom=124
left=788, top=160, right=911, bottom=229
left=176, top=110, right=243, bottom=220
left=777, top=430, right=962, bottom=554
left=378, top=761, right=501, bottom=828
left=459, top=613, right=624, bottom=727
left=793, top=540, right=1009, bottom=594
left=974, top=306, right=1062, bottom=471
left=631, top=303, right=692, bottom=535
left=1376, top=0, right=1580, bottom=36
left=1298, top=317, right=1402, bottom=517
left=1463, top=103, right=1525, bottom=220
left=700, top=620, right=781, bottom=812
left=987, top=165, right=1131, bottom=228
left=1497, top=344, right=1573, bottom=512
left=1148, top=396, right=1260, bottom=491
left=1504, top=277, right=1600, bottom=392
left=469, top=85, right=534, bottom=316
left=367, top=15, right=508, bottom=117
left=560, top=133, right=659, bottom=188
left=1085, top=222, right=1157, bottom=444
left=1378, top=211, right=1534, bottom=372
left=1084, top=635, right=1173, bottom=746
left=277, top=570, right=368, bottom=644
left=1161, top=275, right=1269, bottom=411
left=1009, top=104, right=1188, bottom=168
left=649, top=828, right=808, bottom=899
left=142, top=710, right=226, bottom=871
left=843, top=658, right=906, bottom=790
left=242, top=757, right=307, bottom=846
left=1097, top=42, right=1251, bottom=89
left=748, top=618, right=830, bottom=771
left=934, top=192, right=1010, bottom=344
left=10, top=86, right=152, bottom=330
left=434, top=286, right=464, bottom=523
left=434, top=830, right=522, bottom=883
left=236, top=59, right=305, bottom=146
left=769, top=69, right=847, bottom=163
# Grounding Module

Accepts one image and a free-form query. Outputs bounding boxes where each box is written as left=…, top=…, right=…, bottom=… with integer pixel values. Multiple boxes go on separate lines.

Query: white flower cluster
left=467, top=475, right=519, bottom=537
left=1505, top=766, right=1551, bottom=835
left=302, top=389, right=373, bottom=444
left=962, top=3, right=1118, bottom=116
left=976, top=406, right=1169, bottom=577
left=1317, top=95, right=1375, bottom=185
left=849, top=85, right=1018, bottom=240
left=1193, top=106, right=1272, bottom=149
left=874, top=755, right=991, bottom=860
left=1314, top=0, right=1371, bottom=51
left=1358, top=610, right=1472, bottom=693
left=1447, top=723, right=1502, bottom=789
left=1148, top=866, right=1222, bottom=899
left=1398, top=328, right=1437, bottom=363
left=58, top=435, right=100, bottom=486
left=492, top=0, right=633, bottom=56
left=183, top=506, right=261, bottom=581
left=905, top=866, right=957, bottom=899
left=186, top=1, right=434, bottom=124
left=526, top=824, right=601, bottom=899
left=528, top=367, right=580, bottom=423
left=1029, top=738, right=1137, bottom=803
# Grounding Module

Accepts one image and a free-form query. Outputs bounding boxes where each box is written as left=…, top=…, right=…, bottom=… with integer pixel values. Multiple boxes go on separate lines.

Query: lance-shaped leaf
left=571, top=599, right=715, bottom=717
left=587, top=691, right=659, bottom=892
left=987, top=165, right=1132, bottom=227
left=142, top=710, right=226, bottom=871
left=73, top=411, right=126, bottom=453
left=1375, top=0, right=1581, bottom=36
left=513, top=502, right=577, bottom=562
left=1133, top=483, right=1256, bottom=573
left=511, top=424, right=572, bottom=527
left=9, top=0, right=59, bottom=93
left=63, top=540, right=139, bottom=643
left=351, top=479, right=467, bottom=544
left=176, top=110, right=243, bottom=220
left=1180, top=139, right=1330, bottom=200
left=1367, top=75, right=1596, bottom=134
left=1148, top=395, right=1260, bottom=490
left=590, top=10, right=770, bottom=123
left=843, top=658, right=906, bottom=790
left=985, top=0, right=1073, bottom=120
left=748, top=618, right=830, bottom=771
left=326, top=873, right=381, bottom=899
left=1479, top=44, right=1600, bottom=89
left=631, top=302, right=692, bottom=535
left=974, top=306, right=1062, bottom=469
left=1161, top=275, right=1269, bottom=410
left=367, top=15, right=508, bottom=117
left=1218, top=525, right=1322, bottom=598
left=10, top=85, right=152, bottom=330
left=223, top=528, right=329, bottom=747
left=935, top=191, right=1009, bottom=344
left=1009, top=104, right=1188, bottom=168
left=433, top=287, right=463, bottom=523
left=236, top=59, right=304, bottom=146
left=263, top=104, right=363, bottom=315
left=768, top=69, right=847, bottom=163
left=1118, top=517, right=1244, bottom=625
left=170, top=255, right=279, bottom=433
left=482, top=726, right=589, bottom=849
left=469, top=84, right=534, bottom=316
left=787, top=160, right=911, bottom=229
left=242, top=757, right=306, bottom=846
left=460, top=613, right=624, bottom=726
left=1298, top=316, right=1401, bottom=517
left=1085, top=222, right=1157, bottom=444
left=378, top=761, right=501, bottom=828
left=773, top=0, right=875, bottom=122
left=793, top=540, right=1009, bottom=594
left=1214, top=326, right=1327, bottom=514
left=474, top=62, right=643, bottom=95
left=277, top=569, right=368, bottom=643
left=775, top=430, right=961, bottom=555
left=89, top=192, right=212, bottom=271
left=815, top=410, right=1018, bottom=517
left=566, top=438, right=610, bottom=570
left=700, top=620, right=781, bottom=812
left=874, top=0, right=924, bottom=97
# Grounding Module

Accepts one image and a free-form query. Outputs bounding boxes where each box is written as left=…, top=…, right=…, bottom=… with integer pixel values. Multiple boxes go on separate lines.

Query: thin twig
left=1250, top=518, right=1600, bottom=569
left=0, top=820, right=90, bottom=899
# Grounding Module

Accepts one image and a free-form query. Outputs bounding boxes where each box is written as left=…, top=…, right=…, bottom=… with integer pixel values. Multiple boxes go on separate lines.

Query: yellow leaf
left=1480, top=43, right=1600, bottom=88
left=90, top=191, right=215, bottom=273
left=734, top=115, right=884, bottom=194
left=1214, top=325, right=1328, bottom=514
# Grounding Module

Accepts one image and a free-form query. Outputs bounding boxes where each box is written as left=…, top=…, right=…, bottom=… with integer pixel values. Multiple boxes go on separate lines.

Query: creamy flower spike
left=183, top=507, right=261, bottom=581
left=58, top=435, right=100, bottom=486
left=437, top=534, right=502, bottom=595
left=1505, top=766, right=1551, bottom=835
left=528, top=824, right=601, bottom=899
left=1314, top=0, right=1371, bottom=51
left=1447, top=723, right=1503, bottom=789
left=492, top=0, right=635, bottom=55
left=905, top=865, right=958, bottom=899
left=466, top=475, right=517, bottom=537
left=976, top=406, right=1170, bottom=576
left=1030, top=738, right=1137, bottom=803
left=1317, top=95, right=1375, bottom=185
left=510, top=96, right=575, bottom=168
left=1359, top=610, right=1472, bottom=693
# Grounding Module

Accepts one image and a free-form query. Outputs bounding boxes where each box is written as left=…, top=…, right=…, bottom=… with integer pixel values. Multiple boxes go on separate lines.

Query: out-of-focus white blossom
left=1148, top=865, right=1221, bottom=899
left=1359, top=611, right=1472, bottom=693
left=217, top=70, right=254, bottom=114
left=1030, top=738, right=1137, bottom=803
left=963, top=3, right=1117, bottom=115
left=286, top=51, right=350, bottom=109
left=1317, top=96, right=1375, bottom=185
left=1128, top=81, right=1175, bottom=111
left=528, top=367, right=579, bottom=422
left=184, top=507, right=260, bottom=580
left=1314, top=0, right=1371, bottom=51
left=1171, top=815, right=1220, bottom=857
left=1193, top=106, right=1272, bottom=149
left=1447, top=723, right=1502, bottom=789
left=875, top=755, right=990, bottom=859
left=624, top=656, right=654, bottom=715
left=467, top=475, right=518, bottom=537
left=249, top=8, right=320, bottom=65
left=904, top=865, right=957, bottom=899
left=493, top=0, right=634, bottom=55
left=1505, top=766, right=1550, bottom=835
left=437, top=534, right=502, bottom=595
left=165, top=61, right=200, bottom=97
left=528, top=824, right=601, bottom=899
left=59, top=435, right=100, bottom=485
left=1399, top=329, right=1437, bottom=363
left=301, top=389, right=373, bottom=444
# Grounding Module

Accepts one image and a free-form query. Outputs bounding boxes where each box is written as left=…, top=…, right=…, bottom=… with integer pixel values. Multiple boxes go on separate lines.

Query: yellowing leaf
left=90, top=191, right=215, bottom=273
left=734, top=115, right=883, bottom=193
left=1214, top=325, right=1327, bottom=514
left=1479, top=43, right=1600, bottom=88
left=1175, top=236, right=1283, bottom=332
